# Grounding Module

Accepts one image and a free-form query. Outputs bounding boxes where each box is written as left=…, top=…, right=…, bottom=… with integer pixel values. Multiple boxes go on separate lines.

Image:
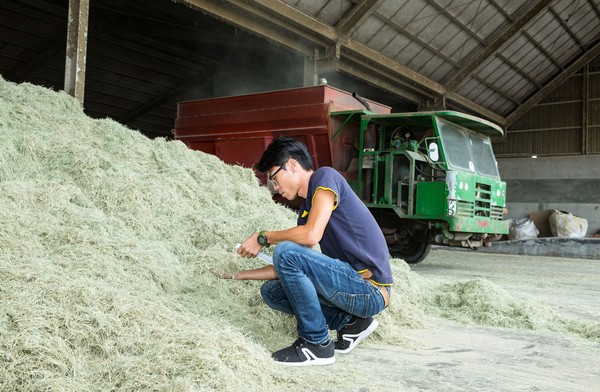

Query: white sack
left=508, top=218, right=539, bottom=240
left=549, top=210, right=588, bottom=238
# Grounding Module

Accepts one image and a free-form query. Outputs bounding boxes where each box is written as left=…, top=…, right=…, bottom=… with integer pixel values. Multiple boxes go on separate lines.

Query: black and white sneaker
left=334, top=316, right=379, bottom=354
left=272, top=338, right=335, bottom=366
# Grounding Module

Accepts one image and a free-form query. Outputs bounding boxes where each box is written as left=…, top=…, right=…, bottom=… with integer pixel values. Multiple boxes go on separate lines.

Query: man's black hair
left=256, top=137, right=314, bottom=172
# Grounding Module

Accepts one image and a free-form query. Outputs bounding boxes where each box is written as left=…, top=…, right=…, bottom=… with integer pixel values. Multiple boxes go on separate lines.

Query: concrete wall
left=498, top=155, right=600, bottom=236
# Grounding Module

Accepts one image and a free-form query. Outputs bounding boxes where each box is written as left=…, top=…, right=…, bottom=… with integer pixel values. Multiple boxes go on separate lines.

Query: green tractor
left=332, top=110, right=508, bottom=263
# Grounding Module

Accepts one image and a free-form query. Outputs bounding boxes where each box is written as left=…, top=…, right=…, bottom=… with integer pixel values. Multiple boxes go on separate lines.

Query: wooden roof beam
left=506, top=40, right=600, bottom=125
left=178, top=0, right=321, bottom=55
left=444, top=0, right=553, bottom=92
left=180, top=0, right=506, bottom=124
left=338, top=0, right=382, bottom=39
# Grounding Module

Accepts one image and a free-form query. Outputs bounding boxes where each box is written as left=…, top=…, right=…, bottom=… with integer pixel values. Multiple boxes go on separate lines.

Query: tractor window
left=469, top=134, right=499, bottom=178
left=437, top=118, right=500, bottom=178
left=437, top=120, right=472, bottom=171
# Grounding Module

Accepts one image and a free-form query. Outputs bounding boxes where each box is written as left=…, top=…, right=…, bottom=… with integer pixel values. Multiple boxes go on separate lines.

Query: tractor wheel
left=389, top=241, right=431, bottom=264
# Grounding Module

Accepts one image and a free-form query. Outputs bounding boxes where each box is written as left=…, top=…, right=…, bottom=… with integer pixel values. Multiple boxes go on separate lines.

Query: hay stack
left=0, top=75, right=299, bottom=390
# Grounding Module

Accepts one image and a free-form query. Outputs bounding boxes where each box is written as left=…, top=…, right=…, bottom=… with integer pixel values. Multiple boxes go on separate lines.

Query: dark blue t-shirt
left=297, top=167, right=393, bottom=285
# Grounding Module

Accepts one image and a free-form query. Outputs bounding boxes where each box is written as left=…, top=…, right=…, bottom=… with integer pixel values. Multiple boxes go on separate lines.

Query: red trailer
left=173, top=85, right=391, bottom=185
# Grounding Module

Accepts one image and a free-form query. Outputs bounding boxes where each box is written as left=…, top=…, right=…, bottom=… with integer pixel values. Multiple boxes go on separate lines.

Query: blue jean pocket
left=329, top=291, right=377, bottom=318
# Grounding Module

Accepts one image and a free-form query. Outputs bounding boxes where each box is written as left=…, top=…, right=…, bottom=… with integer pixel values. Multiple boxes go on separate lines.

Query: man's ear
left=287, top=158, right=299, bottom=172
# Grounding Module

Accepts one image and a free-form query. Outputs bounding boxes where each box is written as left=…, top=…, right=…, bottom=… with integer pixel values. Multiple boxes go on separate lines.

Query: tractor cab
left=331, top=110, right=508, bottom=263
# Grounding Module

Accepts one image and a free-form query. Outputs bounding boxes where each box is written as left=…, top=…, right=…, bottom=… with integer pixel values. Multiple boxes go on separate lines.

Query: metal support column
left=64, top=0, right=90, bottom=105
left=582, top=63, right=589, bottom=155
left=303, top=48, right=318, bottom=87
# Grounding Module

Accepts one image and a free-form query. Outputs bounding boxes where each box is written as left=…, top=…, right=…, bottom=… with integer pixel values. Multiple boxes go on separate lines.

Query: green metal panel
left=444, top=171, right=508, bottom=234
left=445, top=217, right=509, bottom=233
left=362, top=110, right=503, bottom=136
left=416, top=182, right=446, bottom=216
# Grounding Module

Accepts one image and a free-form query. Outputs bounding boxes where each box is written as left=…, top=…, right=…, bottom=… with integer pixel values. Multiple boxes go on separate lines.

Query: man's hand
left=238, top=232, right=263, bottom=258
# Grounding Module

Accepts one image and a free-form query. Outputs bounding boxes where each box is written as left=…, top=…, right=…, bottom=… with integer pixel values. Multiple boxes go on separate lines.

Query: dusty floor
left=290, top=248, right=599, bottom=392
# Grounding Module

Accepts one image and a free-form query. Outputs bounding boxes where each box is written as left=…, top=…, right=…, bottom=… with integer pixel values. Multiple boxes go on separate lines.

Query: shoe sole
left=275, top=356, right=336, bottom=367
left=335, top=319, right=379, bottom=354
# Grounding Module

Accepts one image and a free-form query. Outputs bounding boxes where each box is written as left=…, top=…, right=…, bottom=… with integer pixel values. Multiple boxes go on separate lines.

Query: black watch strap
left=257, top=230, right=269, bottom=247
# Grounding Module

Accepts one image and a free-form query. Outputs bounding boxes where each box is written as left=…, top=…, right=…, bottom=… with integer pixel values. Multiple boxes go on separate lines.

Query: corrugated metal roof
left=229, top=0, right=600, bottom=125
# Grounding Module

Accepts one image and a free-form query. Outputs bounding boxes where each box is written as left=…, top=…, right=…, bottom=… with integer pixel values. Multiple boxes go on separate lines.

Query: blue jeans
left=260, top=241, right=386, bottom=345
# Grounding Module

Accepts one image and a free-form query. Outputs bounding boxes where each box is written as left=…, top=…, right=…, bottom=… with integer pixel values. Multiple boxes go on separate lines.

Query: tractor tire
left=389, top=241, right=431, bottom=264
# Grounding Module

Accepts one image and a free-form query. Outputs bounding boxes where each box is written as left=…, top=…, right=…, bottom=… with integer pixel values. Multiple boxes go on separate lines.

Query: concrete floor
left=381, top=249, right=599, bottom=391
left=296, top=249, right=599, bottom=392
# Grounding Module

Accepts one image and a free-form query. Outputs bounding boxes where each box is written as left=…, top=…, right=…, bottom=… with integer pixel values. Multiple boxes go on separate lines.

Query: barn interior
left=0, top=1, right=599, bottom=391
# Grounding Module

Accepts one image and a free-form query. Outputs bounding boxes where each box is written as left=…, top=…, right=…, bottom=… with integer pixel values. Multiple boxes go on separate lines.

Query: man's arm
left=212, top=265, right=276, bottom=280
left=237, top=188, right=336, bottom=257
left=214, top=186, right=336, bottom=281
left=268, top=188, right=335, bottom=246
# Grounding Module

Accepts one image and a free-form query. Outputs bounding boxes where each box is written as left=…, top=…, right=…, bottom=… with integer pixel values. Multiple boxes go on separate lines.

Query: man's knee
left=260, top=280, right=293, bottom=314
left=272, top=241, right=298, bottom=268
left=272, top=241, right=296, bottom=258
left=260, top=280, right=281, bottom=302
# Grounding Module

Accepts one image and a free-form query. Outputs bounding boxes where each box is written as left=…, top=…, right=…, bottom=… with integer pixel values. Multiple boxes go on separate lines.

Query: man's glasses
left=268, top=162, right=286, bottom=188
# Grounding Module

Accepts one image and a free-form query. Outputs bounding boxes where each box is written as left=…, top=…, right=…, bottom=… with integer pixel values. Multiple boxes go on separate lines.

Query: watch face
left=258, top=235, right=267, bottom=245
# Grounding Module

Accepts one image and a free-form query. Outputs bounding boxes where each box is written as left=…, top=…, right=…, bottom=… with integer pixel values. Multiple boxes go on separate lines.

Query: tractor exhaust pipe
left=352, top=92, right=371, bottom=111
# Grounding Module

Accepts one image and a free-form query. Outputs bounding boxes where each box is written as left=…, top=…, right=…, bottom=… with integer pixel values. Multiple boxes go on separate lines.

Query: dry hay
left=0, top=75, right=597, bottom=391
left=421, top=278, right=599, bottom=341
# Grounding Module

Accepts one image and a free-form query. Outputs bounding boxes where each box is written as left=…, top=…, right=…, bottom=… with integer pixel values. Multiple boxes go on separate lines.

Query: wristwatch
left=257, top=230, right=269, bottom=247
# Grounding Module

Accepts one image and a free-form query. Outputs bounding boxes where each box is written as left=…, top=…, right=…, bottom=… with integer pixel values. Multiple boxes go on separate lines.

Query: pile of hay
left=0, top=76, right=300, bottom=390
left=421, top=277, right=599, bottom=341
left=0, top=75, right=597, bottom=391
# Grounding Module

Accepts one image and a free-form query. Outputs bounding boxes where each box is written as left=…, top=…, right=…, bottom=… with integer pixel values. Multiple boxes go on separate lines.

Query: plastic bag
left=549, top=210, right=588, bottom=238
left=508, top=218, right=539, bottom=240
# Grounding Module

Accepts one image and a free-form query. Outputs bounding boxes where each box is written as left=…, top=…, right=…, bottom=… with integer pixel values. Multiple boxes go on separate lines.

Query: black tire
left=389, top=241, right=431, bottom=264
